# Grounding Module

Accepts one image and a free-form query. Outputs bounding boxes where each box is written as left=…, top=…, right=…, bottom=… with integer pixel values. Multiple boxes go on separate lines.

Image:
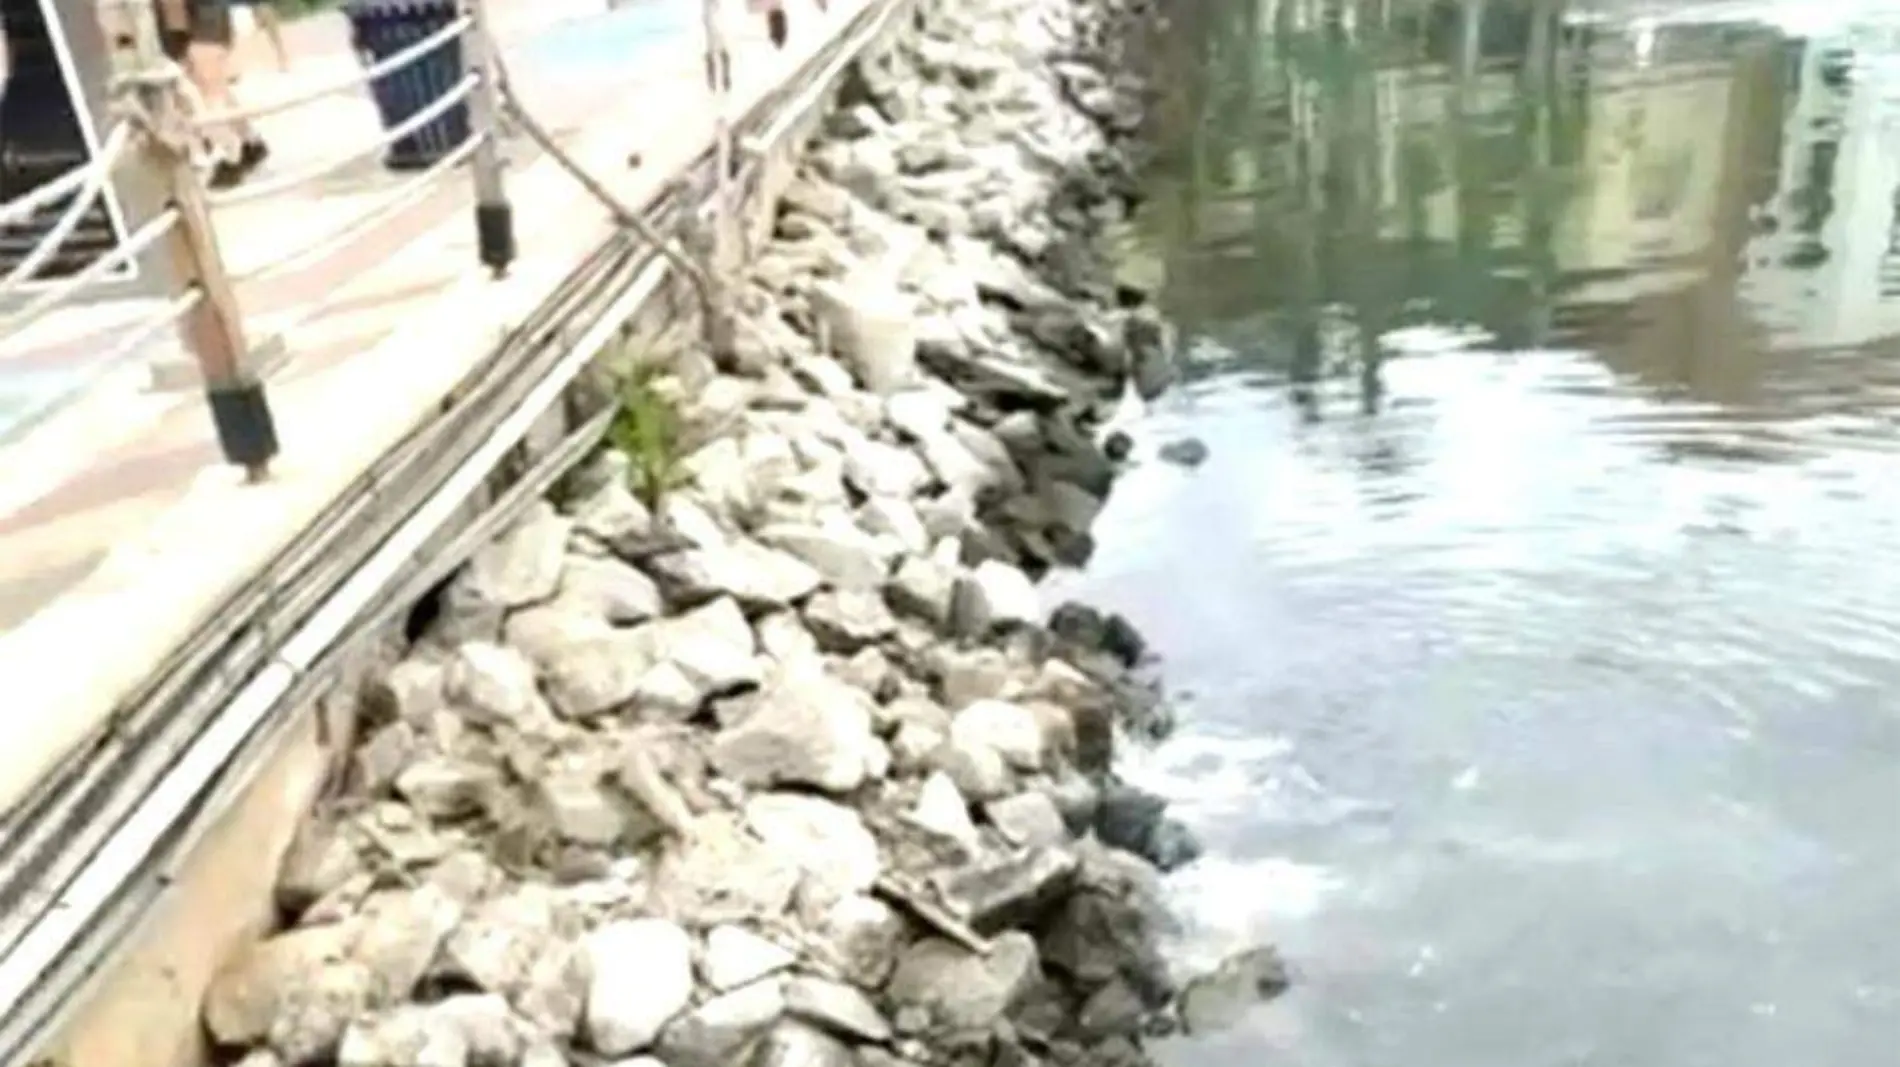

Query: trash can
left=345, top=0, right=473, bottom=172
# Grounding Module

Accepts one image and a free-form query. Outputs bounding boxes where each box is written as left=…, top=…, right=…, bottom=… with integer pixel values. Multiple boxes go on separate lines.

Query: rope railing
left=193, top=14, right=474, bottom=129
left=0, top=209, right=180, bottom=340
left=231, top=131, right=486, bottom=284
left=206, top=73, right=479, bottom=207
left=0, top=124, right=136, bottom=297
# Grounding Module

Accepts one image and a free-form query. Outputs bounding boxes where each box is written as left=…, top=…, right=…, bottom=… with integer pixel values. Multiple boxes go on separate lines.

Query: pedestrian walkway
left=0, top=0, right=865, bottom=812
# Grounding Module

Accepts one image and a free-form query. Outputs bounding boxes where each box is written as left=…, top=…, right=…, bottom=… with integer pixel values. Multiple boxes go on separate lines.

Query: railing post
left=116, top=0, right=278, bottom=482
left=464, top=0, right=514, bottom=276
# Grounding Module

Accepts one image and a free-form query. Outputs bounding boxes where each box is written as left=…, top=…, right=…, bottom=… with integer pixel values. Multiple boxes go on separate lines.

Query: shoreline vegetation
left=200, top=0, right=1286, bottom=1064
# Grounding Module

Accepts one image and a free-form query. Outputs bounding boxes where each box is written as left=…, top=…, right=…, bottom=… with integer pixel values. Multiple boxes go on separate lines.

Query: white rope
left=232, top=131, right=482, bottom=284
left=207, top=74, right=478, bottom=207
left=194, top=14, right=473, bottom=128
left=0, top=125, right=136, bottom=298
left=0, top=210, right=179, bottom=339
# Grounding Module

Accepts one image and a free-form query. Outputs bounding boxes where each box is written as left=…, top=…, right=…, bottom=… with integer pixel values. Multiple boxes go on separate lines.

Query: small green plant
left=608, top=362, right=688, bottom=510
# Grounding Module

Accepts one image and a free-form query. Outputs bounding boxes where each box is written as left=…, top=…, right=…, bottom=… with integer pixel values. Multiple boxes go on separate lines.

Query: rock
left=884, top=555, right=957, bottom=628
left=627, top=596, right=764, bottom=716
left=783, top=975, right=893, bottom=1042
left=885, top=933, right=1041, bottom=1033
left=744, top=792, right=883, bottom=899
left=337, top=1005, right=469, bottom=1067
left=755, top=610, right=822, bottom=663
left=648, top=812, right=802, bottom=924
left=276, top=819, right=362, bottom=918
left=801, top=589, right=898, bottom=652
left=354, top=886, right=465, bottom=1003
left=1077, top=978, right=1146, bottom=1042
left=746, top=1020, right=856, bottom=1067
left=1176, top=946, right=1291, bottom=1036
left=758, top=520, right=891, bottom=591
left=983, top=791, right=1070, bottom=848
left=938, top=846, right=1079, bottom=933
left=465, top=503, right=570, bottom=609
left=1046, top=601, right=1146, bottom=668
left=815, top=893, right=907, bottom=990
left=704, top=925, right=798, bottom=992
left=513, top=942, right=589, bottom=1042
left=710, top=669, right=879, bottom=793
left=858, top=494, right=931, bottom=554
left=810, top=273, right=918, bottom=395
left=1155, top=437, right=1208, bottom=468
left=446, top=642, right=543, bottom=728
left=657, top=978, right=786, bottom=1067
left=534, top=774, right=630, bottom=847
left=646, top=537, right=824, bottom=611
left=394, top=757, right=496, bottom=821
left=910, top=771, right=979, bottom=854
left=429, top=995, right=524, bottom=1067
left=948, top=699, right=1046, bottom=771
left=440, top=888, right=562, bottom=997
left=203, top=923, right=359, bottom=1048
left=368, top=659, right=447, bottom=724
left=948, top=561, right=1039, bottom=636
left=1095, top=781, right=1202, bottom=872
left=930, top=733, right=1011, bottom=802
left=559, top=553, right=665, bottom=624
left=583, top=919, right=696, bottom=1055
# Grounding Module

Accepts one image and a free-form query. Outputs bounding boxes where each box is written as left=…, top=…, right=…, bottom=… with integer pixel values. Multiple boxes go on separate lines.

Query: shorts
left=156, top=0, right=234, bottom=59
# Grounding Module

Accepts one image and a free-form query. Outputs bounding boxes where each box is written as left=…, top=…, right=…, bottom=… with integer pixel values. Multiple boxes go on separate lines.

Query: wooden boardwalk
left=0, top=0, right=859, bottom=811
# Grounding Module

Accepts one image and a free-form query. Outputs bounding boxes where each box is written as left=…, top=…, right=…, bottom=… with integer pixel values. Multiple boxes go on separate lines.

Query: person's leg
left=184, top=2, right=268, bottom=187
left=254, top=2, right=289, bottom=70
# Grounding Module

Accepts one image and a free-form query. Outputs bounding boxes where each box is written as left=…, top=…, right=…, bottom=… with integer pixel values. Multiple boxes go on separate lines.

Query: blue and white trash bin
left=344, top=0, right=473, bottom=171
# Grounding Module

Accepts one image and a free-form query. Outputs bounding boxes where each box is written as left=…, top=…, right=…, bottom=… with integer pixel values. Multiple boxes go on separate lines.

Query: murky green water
left=1063, top=1, right=1900, bottom=1063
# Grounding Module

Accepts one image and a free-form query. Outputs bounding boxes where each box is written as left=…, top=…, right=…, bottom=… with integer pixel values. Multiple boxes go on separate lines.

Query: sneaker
left=207, top=158, right=247, bottom=190
left=238, top=139, right=270, bottom=171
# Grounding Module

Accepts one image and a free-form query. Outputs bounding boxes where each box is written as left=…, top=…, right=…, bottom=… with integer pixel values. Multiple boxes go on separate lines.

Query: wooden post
left=115, top=0, right=277, bottom=481
left=701, top=0, right=737, bottom=361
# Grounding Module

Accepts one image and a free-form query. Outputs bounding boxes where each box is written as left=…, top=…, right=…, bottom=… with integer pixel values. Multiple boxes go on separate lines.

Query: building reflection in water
left=1133, top=0, right=1900, bottom=457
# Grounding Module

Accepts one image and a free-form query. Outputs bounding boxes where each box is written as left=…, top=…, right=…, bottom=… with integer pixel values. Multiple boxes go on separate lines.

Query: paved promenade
left=0, top=0, right=863, bottom=813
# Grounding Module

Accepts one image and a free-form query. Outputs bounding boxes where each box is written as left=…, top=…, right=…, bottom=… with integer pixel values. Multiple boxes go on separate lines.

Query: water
left=1059, top=1, right=1900, bottom=1063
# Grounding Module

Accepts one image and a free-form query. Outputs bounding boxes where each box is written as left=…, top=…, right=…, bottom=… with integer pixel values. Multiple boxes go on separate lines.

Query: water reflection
left=1130, top=0, right=1900, bottom=443
left=1071, top=2, right=1900, bottom=1065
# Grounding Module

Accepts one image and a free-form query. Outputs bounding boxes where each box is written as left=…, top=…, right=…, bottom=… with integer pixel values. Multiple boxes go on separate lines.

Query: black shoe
left=208, top=159, right=247, bottom=190
left=238, top=139, right=270, bottom=170
left=767, top=8, right=787, bottom=46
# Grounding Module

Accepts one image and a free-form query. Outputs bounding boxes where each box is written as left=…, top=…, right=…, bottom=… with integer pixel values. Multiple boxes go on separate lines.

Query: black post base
left=207, top=380, right=280, bottom=478
left=477, top=202, right=515, bottom=277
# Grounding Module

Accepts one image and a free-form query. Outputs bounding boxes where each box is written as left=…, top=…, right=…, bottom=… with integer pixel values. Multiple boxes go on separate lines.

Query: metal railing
left=0, top=0, right=521, bottom=481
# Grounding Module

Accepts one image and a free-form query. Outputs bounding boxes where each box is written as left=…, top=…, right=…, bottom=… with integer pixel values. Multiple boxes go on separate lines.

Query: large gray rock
left=709, top=668, right=879, bottom=793
left=885, top=933, right=1042, bottom=1033
left=336, top=1005, right=468, bottom=1067
left=757, top=519, right=891, bottom=591
left=510, top=597, right=758, bottom=720
left=746, top=1020, right=856, bottom=1067
left=783, top=975, right=893, bottom=1042
left=703, top=925, right=797, bottom=992
left=583, top=919, right=695, bottom=1055
left=646, top=537, right=824, bottom=611
left=556, top=553, right=664, bottom=625
left=814, top=893, right=907, bottom=990
left=444, top=642, right=543, bottom=729
left=801, top=589, right=898, bottom=653
left=949, top=560, right=1040, bottom=636
left=809, top=273, right=918, bottom=395
left=743, top=792, right=883, bottom=900
left=464, top=503, right=570, bottom=609
left=656, top=978, right=786, bottom=1067
left=948, top=699, right=1047, bottom=771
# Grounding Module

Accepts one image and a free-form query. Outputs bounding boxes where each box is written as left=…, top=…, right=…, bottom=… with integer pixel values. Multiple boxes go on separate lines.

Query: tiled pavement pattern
left=0, top=0, right=818, bottom=632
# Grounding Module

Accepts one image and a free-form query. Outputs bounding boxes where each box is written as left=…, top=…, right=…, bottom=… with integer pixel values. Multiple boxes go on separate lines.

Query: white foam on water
left=1161, top=854, right=1344, bottom=974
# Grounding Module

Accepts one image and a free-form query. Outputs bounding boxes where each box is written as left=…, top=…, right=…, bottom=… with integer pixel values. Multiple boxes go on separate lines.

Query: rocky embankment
left=200, top=0, right=1277, bottom=1065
